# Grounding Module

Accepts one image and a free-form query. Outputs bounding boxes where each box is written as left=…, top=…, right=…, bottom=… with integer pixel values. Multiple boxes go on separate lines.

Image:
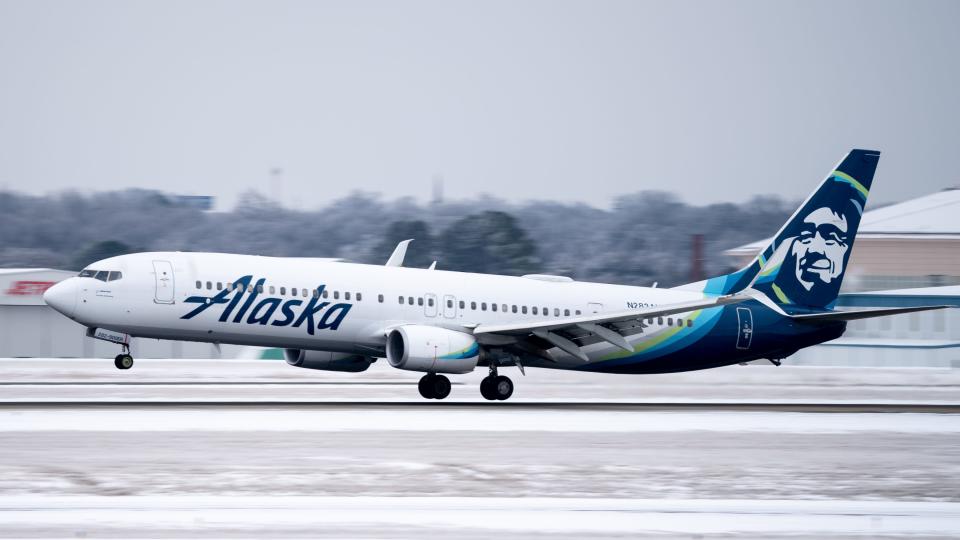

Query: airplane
left=42, top=149, right=949, bottom=400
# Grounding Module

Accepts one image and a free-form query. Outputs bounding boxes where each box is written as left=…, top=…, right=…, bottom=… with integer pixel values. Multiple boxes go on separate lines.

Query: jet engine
left=284, top=349, right=374, bottom=373
left=386, top=325, right=479, bottom=374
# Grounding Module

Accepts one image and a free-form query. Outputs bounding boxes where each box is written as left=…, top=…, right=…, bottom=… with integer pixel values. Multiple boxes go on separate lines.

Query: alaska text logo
left=181, top=275, right=351, bottom=335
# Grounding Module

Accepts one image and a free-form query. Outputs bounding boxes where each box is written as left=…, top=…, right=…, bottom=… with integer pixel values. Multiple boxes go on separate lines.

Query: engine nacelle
left=284, top=349, right=374, bottom=373
left=386, top=325, right=479, bottom=374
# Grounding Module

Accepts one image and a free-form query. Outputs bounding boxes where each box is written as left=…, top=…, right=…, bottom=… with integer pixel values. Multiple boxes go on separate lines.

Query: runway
left=1, top=359, right=958, bottom=538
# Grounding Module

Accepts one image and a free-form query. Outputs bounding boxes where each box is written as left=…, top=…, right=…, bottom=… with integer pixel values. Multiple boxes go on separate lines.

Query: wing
left=473, top=294, right=748, bottom=362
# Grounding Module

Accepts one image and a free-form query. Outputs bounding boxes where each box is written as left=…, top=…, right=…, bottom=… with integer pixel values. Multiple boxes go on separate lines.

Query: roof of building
left=728, top=188, right=960, bottom=256
left=0, top=268, right=74, bottom=276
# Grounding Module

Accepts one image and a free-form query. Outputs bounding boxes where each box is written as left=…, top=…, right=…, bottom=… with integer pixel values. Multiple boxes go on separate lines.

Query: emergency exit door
left=152, top=260, right=175, bottom=304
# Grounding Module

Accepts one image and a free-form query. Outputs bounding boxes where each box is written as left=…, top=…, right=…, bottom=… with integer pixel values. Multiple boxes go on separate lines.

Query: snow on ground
left=1, top=359, right=958, bottom=538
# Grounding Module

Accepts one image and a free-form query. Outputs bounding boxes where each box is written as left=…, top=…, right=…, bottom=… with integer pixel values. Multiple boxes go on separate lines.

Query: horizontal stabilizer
left=791, top=305, right=950, bottom=323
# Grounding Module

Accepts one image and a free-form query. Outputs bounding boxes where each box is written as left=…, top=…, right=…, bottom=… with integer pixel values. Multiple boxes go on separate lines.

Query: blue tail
left=690, top=149, right=880, bottom=310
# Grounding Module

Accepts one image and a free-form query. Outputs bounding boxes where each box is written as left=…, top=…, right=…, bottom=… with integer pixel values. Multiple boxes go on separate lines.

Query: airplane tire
left=480, top=376, right=497, bottom=401
left=431, top=375, right=451, bottom=400
left=114, top=354, right=134, bottom=370
left=493, top=375, right=513, bottom=401
left=418, top=374, right=436, bottom=399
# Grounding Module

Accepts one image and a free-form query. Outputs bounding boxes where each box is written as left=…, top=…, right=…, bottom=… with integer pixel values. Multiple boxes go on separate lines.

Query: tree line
left=0, top=189, right=794, bottom=287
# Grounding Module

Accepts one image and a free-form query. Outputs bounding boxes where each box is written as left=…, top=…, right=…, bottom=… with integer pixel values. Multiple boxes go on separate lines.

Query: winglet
left=385, top=239, right=413, bottom=267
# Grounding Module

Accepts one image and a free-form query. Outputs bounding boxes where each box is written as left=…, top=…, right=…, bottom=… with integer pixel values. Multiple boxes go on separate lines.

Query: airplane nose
left=43, top=279, right=78, bottom=318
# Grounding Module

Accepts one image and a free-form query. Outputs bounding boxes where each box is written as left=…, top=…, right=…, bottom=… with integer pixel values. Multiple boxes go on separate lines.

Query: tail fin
left=692, top=149, right=880, bottom=310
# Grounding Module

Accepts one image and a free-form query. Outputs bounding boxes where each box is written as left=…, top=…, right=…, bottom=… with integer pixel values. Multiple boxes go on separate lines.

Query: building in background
left=0, top=268, right=230, bottom=359
left=727, top=188, right=960, bottom=367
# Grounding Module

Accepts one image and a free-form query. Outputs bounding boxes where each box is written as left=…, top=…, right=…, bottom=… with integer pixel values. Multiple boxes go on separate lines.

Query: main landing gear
left=418, top=373, right=451, bottom=400
left=480, top=366, right=513, bottom=401
left=113, top=344, right=134, bottom=370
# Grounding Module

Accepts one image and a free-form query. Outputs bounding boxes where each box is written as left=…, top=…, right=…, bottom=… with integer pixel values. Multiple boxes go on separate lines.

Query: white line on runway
left=1, top=497, right=957, bottom=536
left=2, top=408, right=958, bottom=433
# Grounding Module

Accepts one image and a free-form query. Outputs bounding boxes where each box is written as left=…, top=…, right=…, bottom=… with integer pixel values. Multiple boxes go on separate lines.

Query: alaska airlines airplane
left=42, top=150, right=947, bottom=400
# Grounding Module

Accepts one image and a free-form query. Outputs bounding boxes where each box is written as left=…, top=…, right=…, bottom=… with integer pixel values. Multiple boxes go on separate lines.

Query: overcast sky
left=0, top=0, right=957, bottom=210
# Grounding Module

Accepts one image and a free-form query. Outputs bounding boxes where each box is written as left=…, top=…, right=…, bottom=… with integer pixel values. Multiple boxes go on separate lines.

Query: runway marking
left=0, top=401, right=957, bottom=413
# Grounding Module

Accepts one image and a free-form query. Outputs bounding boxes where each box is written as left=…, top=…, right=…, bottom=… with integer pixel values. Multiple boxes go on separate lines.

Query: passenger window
left=399, top=296, right=404, bottom=304
left=459, top=300, right=465, bottom=309
left=491, top=303, right=497, bottom=312
left=564, top=309, right=570, bottom=316
left=269, top=286, right=276, bottom=294
left=502, top=304, right=507, bottom=312
left=417, top=297, right=423, bottom=306
left=357, top=293, right=362, bottom=301
left=379, top=294, right=384, bottom=303
left=522, top=306, right=528, bottom=314
left=196, top=280, right=202, bottom=289
left=257, top=285, right=264, bottom=294
left=575, top=310, right=581, bottom=315
left=323, top=289, right=329, bottom=299
left=408, top=296, right=414, bottom=305
left=302, top=289, right=308, bottom=298
left=334, top=291, right=340, bottom=300
left=658, top=317, right=663, bottom=325
left=512, top=305, right=518, bottom=313
left=280, top=287, right=286, bottom=295
left=226, top=282, right=232, bottom=290
left=554, top=308, right=560, bottom=317
left=532, top=307, right=538, bottom=315
left=345, top=292, right=351, bottom=301
left=216, top=282, right=222, bottom=290
left=471, top=302, right=477, bottom=310
left=481, top=302, right=487, bottom=311
left=447, top=299, right=453, bottom=308
left=206, top=281, right=212, bottom=290
left=248, top=285, right=255, bottom=293
left=312, top=289, right=319, bottom=299
left=687, top=320, right=693, bottom=328
left=428, top=297, right=434, bottom=307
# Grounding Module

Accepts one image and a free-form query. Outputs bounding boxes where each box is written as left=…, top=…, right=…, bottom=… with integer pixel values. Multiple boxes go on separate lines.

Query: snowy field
left=0, top=359, right=958, bottom=538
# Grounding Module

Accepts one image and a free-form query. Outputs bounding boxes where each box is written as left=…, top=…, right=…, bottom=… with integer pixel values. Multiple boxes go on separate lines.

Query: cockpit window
left=107, top=271, right=123, bottom=282
left=79, top=269, right=120, bottom=282
left=79, top=269, right=97, bottom=278
left=93, top=270, right=109, bottom=281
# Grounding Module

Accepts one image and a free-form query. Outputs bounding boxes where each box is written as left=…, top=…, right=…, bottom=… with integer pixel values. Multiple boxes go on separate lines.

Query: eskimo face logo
left=791, top=206, right=850, bottom=291
left=180, top=275, right=351, bottom=335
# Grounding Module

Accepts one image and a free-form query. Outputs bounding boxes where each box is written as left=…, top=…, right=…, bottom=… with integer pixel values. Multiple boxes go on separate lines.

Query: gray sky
left=1, top=0, right=958, bottom=210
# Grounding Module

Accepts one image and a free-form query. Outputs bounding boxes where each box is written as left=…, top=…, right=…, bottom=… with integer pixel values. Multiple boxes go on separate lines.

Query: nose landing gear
left=418, top=373, right=451, bottom=399
left=113, top=344, right=134, bottom=370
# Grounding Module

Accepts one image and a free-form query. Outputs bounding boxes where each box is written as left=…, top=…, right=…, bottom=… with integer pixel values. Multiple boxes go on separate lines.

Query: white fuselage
left=46, top=252, right=708, bottom=367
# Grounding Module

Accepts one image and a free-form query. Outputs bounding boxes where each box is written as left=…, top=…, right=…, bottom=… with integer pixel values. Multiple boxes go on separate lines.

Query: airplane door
left=443, top=295, right=457, bottom=318
left=152, top=260, right=175, bottom=304
left=424, top=293, right=438, bottom=318
left=736, top=307, right=753, bottom=350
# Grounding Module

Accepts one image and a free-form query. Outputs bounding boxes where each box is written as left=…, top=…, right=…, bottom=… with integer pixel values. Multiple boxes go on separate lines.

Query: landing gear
left=418, top=373, right=451, bottom=400
left=114, top=343, right=133, bottom=370
left=480, top=365, right=514, bottom=401
left=114, top=353, right=134, bottom=370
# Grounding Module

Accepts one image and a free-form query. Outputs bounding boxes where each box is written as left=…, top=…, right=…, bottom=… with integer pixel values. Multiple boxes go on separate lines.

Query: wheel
left=480, top=376, right=497, bottom=400
left=418, top=374, right=436, bottom=399
left=431, top=375, right=451, bottom=400
left=493, top=375, right=513, bottom=401
left=115, top=354, right=134, bottom=370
